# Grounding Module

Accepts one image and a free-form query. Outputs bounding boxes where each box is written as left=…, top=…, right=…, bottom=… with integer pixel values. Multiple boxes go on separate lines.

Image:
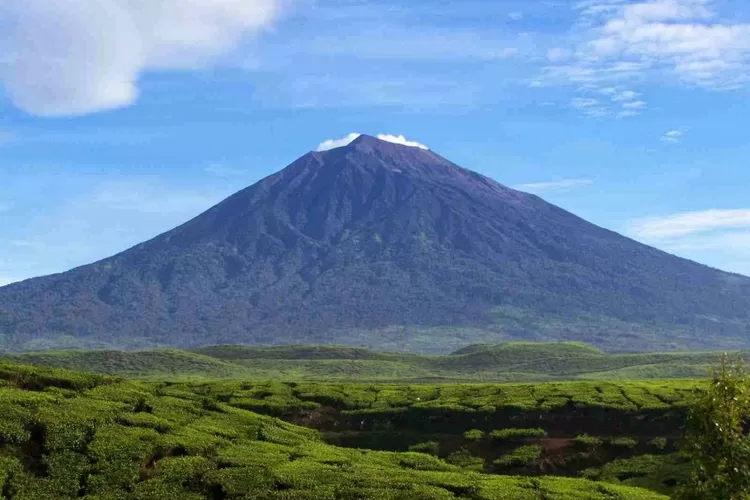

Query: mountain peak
left=348, top=134, right=380, bottom=147
left=341, top=134, right=430, bottom=154
left=1, top=138, right=749, bottom=353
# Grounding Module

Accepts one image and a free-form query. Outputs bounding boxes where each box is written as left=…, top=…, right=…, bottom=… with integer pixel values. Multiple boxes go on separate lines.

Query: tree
left=677, top=354, right=750, bottom=499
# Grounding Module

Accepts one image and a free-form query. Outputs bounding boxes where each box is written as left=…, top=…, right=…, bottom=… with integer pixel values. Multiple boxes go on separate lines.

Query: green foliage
left=0, top=361, right=671, bottom=500
left=444, top=448, right=484, bottom=471
left=648, top=438, right=668, bottom=451
left=582, top=454, right=690, bottom=494
left=463, top=429, right=483, bottom=441
left=609, top=438, right=638, bottom=449
left=489, top=428, right=547, bottom=441
left=493, top=445, right=543, bottom=468
left=574, top=434, right=603, bottom=449
left=676, top=354, right=750, bottom=500
left=408, top=441, right=439, bottom=456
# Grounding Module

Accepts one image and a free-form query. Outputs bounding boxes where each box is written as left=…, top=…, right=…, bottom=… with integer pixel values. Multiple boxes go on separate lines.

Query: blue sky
left=2, top=0, right=750, bottom=285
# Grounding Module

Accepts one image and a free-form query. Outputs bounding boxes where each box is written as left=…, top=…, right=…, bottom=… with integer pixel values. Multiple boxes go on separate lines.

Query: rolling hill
left=0, top=342, right=739, bottom=381
left=1, top=134, right=749, bottom=352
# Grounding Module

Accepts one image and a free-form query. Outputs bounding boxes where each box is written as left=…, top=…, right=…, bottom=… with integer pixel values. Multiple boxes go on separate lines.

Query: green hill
left=0, top=341, right=740, bottom=381
left=0, top=349, right=248, bottom=379
left=0, top=361, right=669, bottom=499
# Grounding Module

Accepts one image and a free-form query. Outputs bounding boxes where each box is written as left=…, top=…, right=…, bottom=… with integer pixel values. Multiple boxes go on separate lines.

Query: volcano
left=1, top=134, right=749, bottom=353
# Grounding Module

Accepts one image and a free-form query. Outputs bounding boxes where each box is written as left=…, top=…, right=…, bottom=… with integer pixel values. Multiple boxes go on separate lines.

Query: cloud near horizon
left=514, top=179, right=594, bottom=194
left=316, top=133, right=429, bottom=152
left=661, top=130, right=684, bottom=143
left=0, top=0, right=282, bottom=116
left=629, top=208, right=750, bottom=276
left=631, top=208, right=750, bottom=238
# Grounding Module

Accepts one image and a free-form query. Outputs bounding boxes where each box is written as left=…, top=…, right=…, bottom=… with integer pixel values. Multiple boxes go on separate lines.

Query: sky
left=1, top=0, right=750, bottom=285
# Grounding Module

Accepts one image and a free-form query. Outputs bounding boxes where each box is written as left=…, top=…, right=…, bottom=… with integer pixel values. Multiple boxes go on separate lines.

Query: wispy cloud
left=541, top=0, right=750, bottom=115
left=631, top=208, right=750, bottom=238
left=515, top=178, right=594, bottom=194
left=246, top=1, right=523, bottom=110
left=571, top=97, right=604, bottom=114
left=0, top=0, right=283, bottom=116
left=661, top=129, right=684, bottom=142
left=629, top=208, right=750, bottom=276
left=274, top=27, right=518, bottom=62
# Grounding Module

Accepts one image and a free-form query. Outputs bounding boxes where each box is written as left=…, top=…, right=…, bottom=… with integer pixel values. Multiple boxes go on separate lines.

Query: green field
left=0, top=361, right=683, bottom=499
left=0, top=341, right=738, bottom=382
left=0, top=341, right=734, bottom=384
left=0, top=342, right=724, bottom=498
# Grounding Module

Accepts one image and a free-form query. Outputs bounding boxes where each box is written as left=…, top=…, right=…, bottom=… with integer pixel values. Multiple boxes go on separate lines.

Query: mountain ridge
left=1, top=135, right=749, bottom=352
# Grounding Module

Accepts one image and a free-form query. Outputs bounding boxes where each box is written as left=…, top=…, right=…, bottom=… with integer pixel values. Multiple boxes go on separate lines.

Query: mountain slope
left=1, top=135, right=749, bottom=352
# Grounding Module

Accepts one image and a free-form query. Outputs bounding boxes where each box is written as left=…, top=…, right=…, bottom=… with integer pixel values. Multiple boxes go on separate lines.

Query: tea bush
left=0, top=362, right=672, bottom=499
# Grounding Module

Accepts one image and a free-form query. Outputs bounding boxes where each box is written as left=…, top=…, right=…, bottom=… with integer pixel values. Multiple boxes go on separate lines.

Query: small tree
left=677, top=354, right=750, bottom=499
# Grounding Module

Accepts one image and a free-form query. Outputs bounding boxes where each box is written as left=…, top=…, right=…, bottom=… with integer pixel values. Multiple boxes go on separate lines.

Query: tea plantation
left=0, top=359, right=706, bottom=499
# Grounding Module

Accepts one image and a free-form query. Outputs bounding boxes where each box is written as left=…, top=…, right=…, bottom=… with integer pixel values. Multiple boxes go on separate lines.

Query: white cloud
left=508, top=12, right=524, bottom=21
left=622, top=100, right=647, bottom=109
left=376, top=134, right=429, bottom=150
left=543, top=0, right=750, bottom=114
left=571, top=97, right=600, bottom=108
left=629, top=208, right=750, bottom=276
left=631, top=209, right=750, bottom=238
left=661, top=129, right=683, bottom=142
left=570, top=97, right=608, bottom=117
left=515, top=178, right=594, bottom=194
left=316, top=133, right=429, bottom=151
left=316, top=133, right=362, bottom=152
left=611, top=89, right=639, bottom=102
left=0, top=0, right=282, bottom=116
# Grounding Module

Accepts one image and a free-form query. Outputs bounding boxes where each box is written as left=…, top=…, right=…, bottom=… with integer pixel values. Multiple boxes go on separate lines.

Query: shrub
left=398, top=452, right=456, bottom=472
left=573, top=434, right=603, bottom=449
left=408, top=441, right=439, bottom=456
left=494, top=445, right=543, bottom=468
left=445, top=448, right=484, bottom=471
left=677, top=355, right=750, bottom=499
left=489, top=428, right=547, bottom=441
left=464, top=429, right=484, bottom=441
left=609, top=437, right=638, bottom=449
left=648, top=437, right=668, bottom=451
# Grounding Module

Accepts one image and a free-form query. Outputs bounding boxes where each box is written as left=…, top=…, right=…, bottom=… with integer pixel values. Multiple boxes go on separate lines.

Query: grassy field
left=0, top=341, right=738, bottom=382
left=0, top=361, right=674, bottom=499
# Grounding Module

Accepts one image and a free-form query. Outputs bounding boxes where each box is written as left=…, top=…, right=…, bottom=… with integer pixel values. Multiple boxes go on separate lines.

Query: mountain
left=1, top=134, right=749, bottom=353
